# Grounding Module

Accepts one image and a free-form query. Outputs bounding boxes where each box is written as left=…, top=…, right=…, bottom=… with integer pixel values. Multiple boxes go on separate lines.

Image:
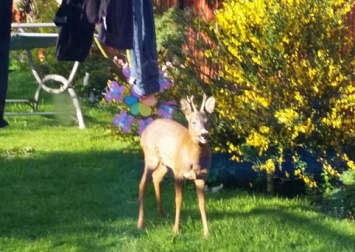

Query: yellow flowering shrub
left=204, top=0, right=355, bottom=192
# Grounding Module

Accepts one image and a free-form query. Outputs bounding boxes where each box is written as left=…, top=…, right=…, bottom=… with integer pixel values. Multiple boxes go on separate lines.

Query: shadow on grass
left=181, top=198, right=355, bottom=249
left=1, top=147, right=355, bottom=250
left=0, top=149, right=145, bottom=249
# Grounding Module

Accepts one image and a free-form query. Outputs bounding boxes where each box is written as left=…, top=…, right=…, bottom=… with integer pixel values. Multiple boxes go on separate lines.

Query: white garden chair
left=7, top=22, right=85, bottom=129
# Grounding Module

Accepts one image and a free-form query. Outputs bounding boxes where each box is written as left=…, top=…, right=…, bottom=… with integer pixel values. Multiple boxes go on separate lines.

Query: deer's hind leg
left=152, top=164, right=169, bottom=217
left=138, top=157, right=159, bottom=229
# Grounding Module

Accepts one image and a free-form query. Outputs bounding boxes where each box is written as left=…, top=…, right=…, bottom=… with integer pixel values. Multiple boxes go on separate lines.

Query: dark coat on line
left=98, top=0, right=133, bottom=50
left=54, top=0, right=99, bottom=62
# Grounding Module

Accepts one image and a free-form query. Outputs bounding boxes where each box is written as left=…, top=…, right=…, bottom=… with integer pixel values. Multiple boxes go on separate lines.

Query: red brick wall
left=154, top=0, right=222, bottom=19
left=348, top=5, right=355, bottom=42
left=153, top=0, right=222, bottom=82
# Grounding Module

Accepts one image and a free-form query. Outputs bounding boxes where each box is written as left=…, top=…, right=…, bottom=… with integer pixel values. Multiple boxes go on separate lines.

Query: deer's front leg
left=173, top=179, right=183, bottom=234
left=195, top=179, right=209, bottom=237
left=138, top=168, right=153, bottom=229
left=152, top=164, right=168, bottom=216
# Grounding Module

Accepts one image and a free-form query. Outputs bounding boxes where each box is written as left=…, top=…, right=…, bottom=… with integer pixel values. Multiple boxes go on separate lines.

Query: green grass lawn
left=1, top=71, right=355, bottom=251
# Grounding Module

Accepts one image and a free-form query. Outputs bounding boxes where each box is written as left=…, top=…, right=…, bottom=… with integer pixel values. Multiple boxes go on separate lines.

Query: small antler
left=200, top=93, right=207, bottom=112
left=187, top=95, right=197, bottom=111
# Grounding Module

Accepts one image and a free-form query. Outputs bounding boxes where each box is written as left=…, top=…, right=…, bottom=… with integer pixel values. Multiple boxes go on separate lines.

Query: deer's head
left=180, top=94, right=216, bottom=144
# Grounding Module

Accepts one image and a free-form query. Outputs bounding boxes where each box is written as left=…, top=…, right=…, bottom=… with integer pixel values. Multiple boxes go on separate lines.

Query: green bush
left=155, top=7, right=214, bottom=97
left=200, top=0, right=355, bottom=193
left=152, top=2, right=355, bottom=199
left=340, top=170, right=355, bottom=216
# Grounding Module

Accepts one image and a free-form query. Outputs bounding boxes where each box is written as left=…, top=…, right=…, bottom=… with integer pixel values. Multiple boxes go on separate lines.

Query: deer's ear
left=204, top=97, right=215, bottom=114
left=180, top=98, right=192, bottom=117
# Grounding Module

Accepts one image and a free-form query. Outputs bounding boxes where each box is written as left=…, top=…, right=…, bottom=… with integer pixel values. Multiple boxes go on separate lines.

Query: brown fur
left=137, top=95, right=215, bottom=237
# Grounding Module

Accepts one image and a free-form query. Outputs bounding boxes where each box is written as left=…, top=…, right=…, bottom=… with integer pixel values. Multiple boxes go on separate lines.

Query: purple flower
left=158, top=101, right=177, bottom=119
left=113, top=111, right=134, bottom=133
left=105, top=81, right=125, bottom=102
left=138, top=117, right=154, bottom=135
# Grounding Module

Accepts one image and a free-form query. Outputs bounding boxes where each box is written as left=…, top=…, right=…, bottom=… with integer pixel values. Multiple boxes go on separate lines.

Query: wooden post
left=0, top=0, right=13, bottom=127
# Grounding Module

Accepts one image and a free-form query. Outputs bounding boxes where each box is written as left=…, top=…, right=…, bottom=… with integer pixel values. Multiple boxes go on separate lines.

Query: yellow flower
left=347, top=160, right=355, bottom=170
left=294, top=91, right=304, bottom=105
left=259, top=126, right=270, bottom=134
left=275, top=108, right=299, bottom=125
left=260, top=159, right=275, bottom=174
left=294, top=169, right=301, bottom=176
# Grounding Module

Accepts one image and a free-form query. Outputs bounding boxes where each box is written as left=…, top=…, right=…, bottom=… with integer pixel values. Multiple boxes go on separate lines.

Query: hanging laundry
left=98, top=0, right=160, bottom=96
left=54, top=0, right=99, bottom=62
left=98, top=0, right=133, bottom=50
left=128, top=0, right=160, bottom=96
left=54, top=0, right=160, bottom=97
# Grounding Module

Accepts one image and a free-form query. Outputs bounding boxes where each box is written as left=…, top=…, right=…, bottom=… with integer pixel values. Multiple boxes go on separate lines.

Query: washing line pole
left=0, top=0, right=13, bottom=128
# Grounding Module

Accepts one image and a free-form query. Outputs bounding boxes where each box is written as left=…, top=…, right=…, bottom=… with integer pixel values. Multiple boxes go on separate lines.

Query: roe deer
left=137, top=94, right=215, bottom=237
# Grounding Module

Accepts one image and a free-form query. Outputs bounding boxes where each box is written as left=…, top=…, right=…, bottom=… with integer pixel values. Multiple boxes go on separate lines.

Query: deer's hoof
left=137, top=221, right=144, bottom=229
left=203, top=230, right=209, bottom=238
left=173, top=225, right=179, bottom=235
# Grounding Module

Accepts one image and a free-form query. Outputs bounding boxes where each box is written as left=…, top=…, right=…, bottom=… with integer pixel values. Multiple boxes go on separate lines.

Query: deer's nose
left=201, top=132, right=209, bottom=139
left=198, top=131, right=209, bottom=144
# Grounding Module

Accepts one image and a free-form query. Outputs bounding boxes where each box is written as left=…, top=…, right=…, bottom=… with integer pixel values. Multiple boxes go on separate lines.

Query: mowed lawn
left=0, top=71, right=355, bottom=251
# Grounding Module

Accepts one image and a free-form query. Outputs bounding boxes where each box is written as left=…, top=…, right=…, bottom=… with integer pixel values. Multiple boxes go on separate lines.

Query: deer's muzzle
left=198, top=131, right=209, bottom=144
